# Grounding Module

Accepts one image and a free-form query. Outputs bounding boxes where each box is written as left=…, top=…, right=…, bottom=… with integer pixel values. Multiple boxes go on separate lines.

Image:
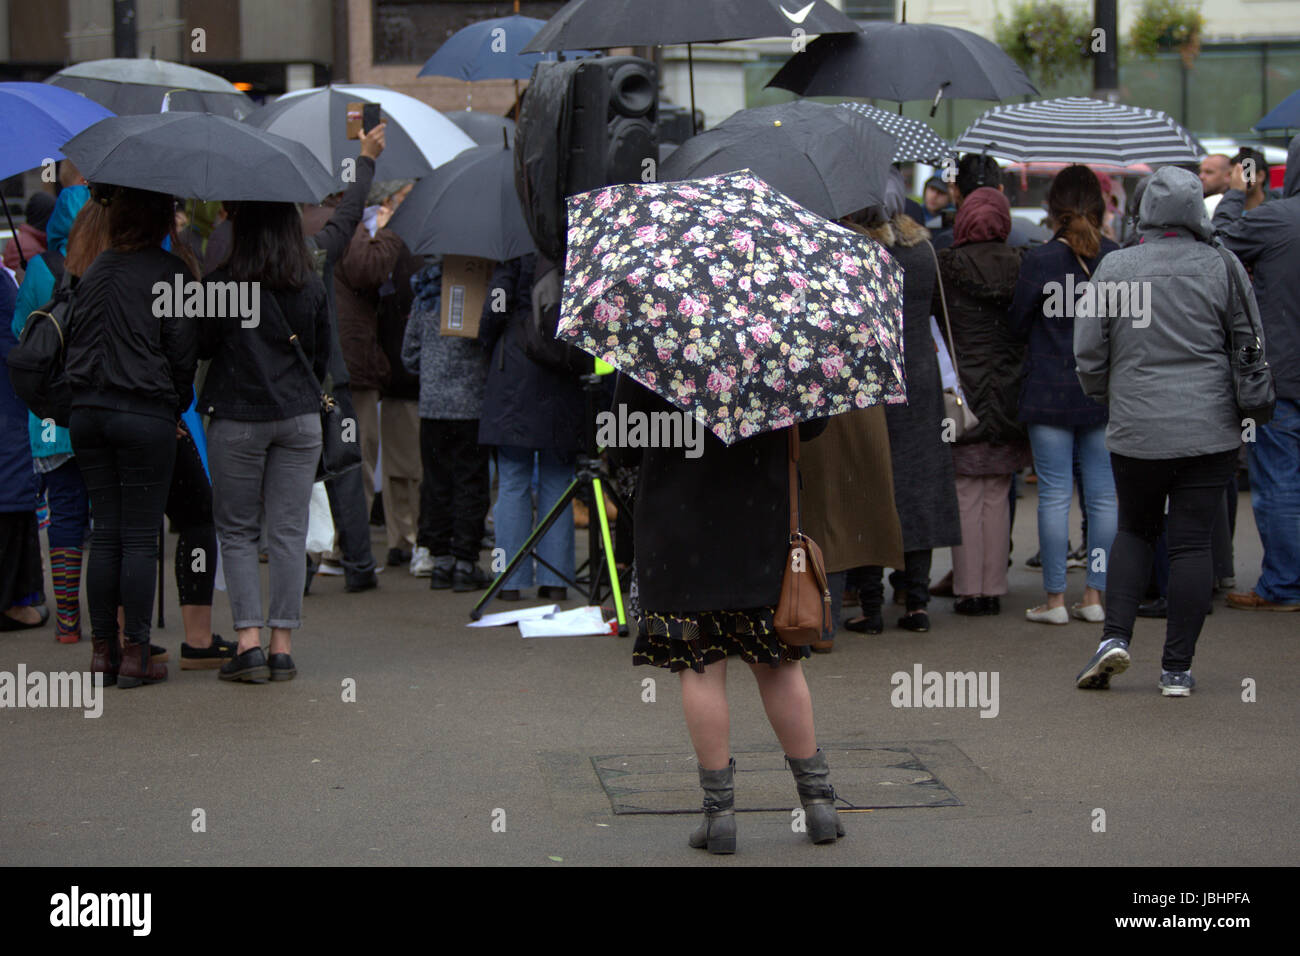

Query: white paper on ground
left=518, top=606, right=612, bottom=638
left=466, top=604, right=560, bottom=628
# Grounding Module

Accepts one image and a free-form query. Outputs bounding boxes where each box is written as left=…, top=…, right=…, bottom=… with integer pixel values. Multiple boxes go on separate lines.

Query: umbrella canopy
left=659, top=101, right=896, bottom=221
left=768, top=22, right=1038, bottom=106
left=444, top=110, right=516, bottom=148
left=61, top=112, right=337, bottom=203
left=1256, top=89, right=1300, bottom=132
left=521, top=0, right=858, bottom=50
left=47, top=58, right=254, bottom=119
left=419, top=14, right=591, bottom=81
left=837, top=101, right=950, bottom=164
left=557, top=170, right=907, bottom=445
left=246, top=85, right=475, bottom=189
left=387, top=145, right=534, bottom=261
left=954, top=97, right=1204, bottom=166
left=0, top=81, right=114, bottom=179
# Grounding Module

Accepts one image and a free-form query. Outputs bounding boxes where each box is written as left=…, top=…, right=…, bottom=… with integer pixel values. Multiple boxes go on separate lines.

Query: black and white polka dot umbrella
left=954, top=97, right=1203, bottom=166
left=838, top=102, right=951, bottom=164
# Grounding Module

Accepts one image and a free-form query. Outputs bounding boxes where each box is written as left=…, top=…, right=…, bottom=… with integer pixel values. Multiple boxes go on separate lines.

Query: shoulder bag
left=774, top=426, right=832, bottom=646
left=927, top=242, right=979, bottom=440
left=1213, top=244, right=1276, bottom=426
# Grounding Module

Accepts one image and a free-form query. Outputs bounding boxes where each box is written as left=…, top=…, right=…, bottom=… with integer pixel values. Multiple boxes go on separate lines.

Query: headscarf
left=953, top=186, right=1011, bottom=246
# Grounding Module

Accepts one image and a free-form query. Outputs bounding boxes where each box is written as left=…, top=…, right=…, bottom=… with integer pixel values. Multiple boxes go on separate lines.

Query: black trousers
left=1103, top=449, right=1238, bottom=671
left=70, top=408, right=175, bottom=646
left=418, top=418, right=490, bottom=562
left=323, top=385, right=378, bottom=585
left=165, top=425, right=216, bottom=606
left=859, top=550, right=933, bottom=612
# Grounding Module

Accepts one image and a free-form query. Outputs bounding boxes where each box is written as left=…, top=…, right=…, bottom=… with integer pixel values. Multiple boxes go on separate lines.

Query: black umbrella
left=444, top=110, right=516, bottom=148
left=388, top=145, right=534, bottom=262
left=522, top=0, right=858, bottom=129
left=61, top=112, right=337, bottom=203
left=768, top=22, right=1038, bottom=114
left=46, top=58, right=254, bottom=119
left=659, top=101, right=896, bottom=221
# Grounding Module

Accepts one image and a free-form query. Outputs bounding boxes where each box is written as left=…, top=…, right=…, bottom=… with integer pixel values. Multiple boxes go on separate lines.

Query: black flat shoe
left=181, top=635, right=236, bottom=670
left=387, top=547, right=411, bottom=567
left=538, top=586, right=567, bottom=600
left=898, top=611, right=930, bottom=632
left=843, top=614, right=883, bottom=634
left=429, top=567, right=453, bottom=590
left=453, top=564, right=491, bottom=593
left=954, top=597, right=983, bottom=616
left=268, top=653, right=296, bottom=682
left=497, top=589, right=522, bottom=602
left=979, top=596, right=1001, bottom=615
left=1137, top=597, right=1168, bottom=619
left=0, top=605, right=49, bottom=630
left=344, top=571, right=379, bottom=593
left=218, top=647, right=269, bottom=683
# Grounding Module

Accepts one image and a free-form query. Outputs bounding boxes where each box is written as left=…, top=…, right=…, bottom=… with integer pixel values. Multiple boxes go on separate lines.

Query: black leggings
left=165, top=426, right=216, bottom=606
left=1102, top=449, right=1238, bottom=671
left=70, top=408, right=175, bottom=646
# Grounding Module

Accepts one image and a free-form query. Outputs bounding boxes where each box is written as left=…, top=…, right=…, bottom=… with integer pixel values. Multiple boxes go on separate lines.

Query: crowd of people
left=1, top=115, right=1296, bottom=850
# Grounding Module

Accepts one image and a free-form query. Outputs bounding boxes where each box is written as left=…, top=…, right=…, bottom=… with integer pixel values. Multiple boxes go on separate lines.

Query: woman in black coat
left=615, top=375, right=842, bottom=854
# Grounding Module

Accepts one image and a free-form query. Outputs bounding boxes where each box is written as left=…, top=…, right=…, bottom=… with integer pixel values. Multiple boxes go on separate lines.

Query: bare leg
left=679, top=659, right=729, bottom=769
left=182, top=604, right=213, bottom=649
left=235, top=626, right=260, bottom=654
left=748, top=660, right=817, bottom=760
left=268, top=627, right=291, bottom=656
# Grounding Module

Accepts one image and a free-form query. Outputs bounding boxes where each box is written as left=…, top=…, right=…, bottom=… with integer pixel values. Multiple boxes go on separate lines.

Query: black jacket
left=66, top=248, right=197, bottom=422
left=936, top=240, right=1028, bottom=444
left=613, top=376, right=826, bottom=613
left=477, top=254, right=584, bottom=452
left=197, top=269, right=331, bottom=422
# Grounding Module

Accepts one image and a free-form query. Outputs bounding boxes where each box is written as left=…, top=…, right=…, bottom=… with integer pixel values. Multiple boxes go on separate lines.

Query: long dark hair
left=64, top=201, right=112, bottom=277
left=94, top=183, right=200, bottom=277
left=1048, top=165, right=1105, bottom=260
left=222, top=201, right=313, bottom=290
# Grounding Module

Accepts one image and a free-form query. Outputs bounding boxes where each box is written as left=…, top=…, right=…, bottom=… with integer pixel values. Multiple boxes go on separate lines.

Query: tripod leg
left=471, top=478, right=582, bottom=620
left=591, top=477, right=626, bottom=629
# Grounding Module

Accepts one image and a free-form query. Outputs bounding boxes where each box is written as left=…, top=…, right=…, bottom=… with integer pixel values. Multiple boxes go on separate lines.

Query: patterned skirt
left=633, top=605, right=809, bottom=674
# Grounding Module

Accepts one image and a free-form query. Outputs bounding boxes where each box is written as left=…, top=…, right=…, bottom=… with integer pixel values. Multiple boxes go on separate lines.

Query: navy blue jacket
left=0, top=271, right=39, bottom=513
left=1009, top=232, right=1117, bottom=427
left=477, top=255, right=584, bottom=453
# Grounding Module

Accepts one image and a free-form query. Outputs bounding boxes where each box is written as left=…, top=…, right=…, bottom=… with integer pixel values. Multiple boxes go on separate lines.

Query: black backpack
left=523, top=258, right=591, bottom=377
left=6, top=270, right=77, bottom=427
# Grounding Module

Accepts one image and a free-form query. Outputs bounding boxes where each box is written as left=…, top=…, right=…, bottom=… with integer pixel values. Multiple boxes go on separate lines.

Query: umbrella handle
left=930, top=82, right=949, bottom=118
left=1, top=195, right=25, bottom=269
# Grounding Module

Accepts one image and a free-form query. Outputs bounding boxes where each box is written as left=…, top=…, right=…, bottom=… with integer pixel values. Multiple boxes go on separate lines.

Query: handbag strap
left=787, top=425, right=801, bottom=538
left=925, top=240, right=963, bottom=387
left=1212, top=244, right=1261, bottom=355
left=1056, top=236, right=1092, bottom=277
left=261, top=286, right=328, bottom=405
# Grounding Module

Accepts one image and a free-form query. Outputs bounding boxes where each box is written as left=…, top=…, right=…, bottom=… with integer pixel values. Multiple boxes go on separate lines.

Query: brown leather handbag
left=774, top=426, right=832, bottom=646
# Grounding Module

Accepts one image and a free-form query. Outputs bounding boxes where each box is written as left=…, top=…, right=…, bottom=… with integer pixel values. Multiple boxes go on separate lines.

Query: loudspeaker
left=514, top=56, right=659, bottom=262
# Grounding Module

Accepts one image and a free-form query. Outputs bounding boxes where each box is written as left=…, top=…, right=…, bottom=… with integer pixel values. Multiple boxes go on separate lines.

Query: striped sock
left=49, top=547, right=83, bottom=638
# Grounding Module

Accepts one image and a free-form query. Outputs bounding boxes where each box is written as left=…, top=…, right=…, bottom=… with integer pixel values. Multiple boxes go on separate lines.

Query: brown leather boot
left=91, top=637, right=119, bottom=687
left=117, top=642, right=167, bottom=689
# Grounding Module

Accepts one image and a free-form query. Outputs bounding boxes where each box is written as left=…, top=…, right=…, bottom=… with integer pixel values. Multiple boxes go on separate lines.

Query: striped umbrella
left=954, top=97, right=1203, bottom=166
left=838, top=102, right=950, bottom=163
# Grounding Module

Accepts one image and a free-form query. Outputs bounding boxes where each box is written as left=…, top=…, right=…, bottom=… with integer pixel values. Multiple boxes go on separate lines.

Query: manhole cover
left=593, top=744, right=961, bottom=814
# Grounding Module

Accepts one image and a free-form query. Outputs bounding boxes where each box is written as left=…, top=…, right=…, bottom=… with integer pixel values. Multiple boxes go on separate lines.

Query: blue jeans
left=495, top=446, right=575, bottom=590
left=41, top=457, right=90, bottom=550
left=1027, top=423, right=1116, bottom=594
left=1249, top=398, right=1300, bottom=604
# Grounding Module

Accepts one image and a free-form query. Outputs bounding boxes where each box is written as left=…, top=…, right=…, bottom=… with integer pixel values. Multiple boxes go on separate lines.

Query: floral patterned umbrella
left=558, top=170, right=907, bottom=445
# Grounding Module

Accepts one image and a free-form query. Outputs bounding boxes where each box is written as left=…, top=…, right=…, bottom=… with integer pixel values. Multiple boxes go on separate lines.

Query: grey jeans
left=209, top=414, right=321, bottom=630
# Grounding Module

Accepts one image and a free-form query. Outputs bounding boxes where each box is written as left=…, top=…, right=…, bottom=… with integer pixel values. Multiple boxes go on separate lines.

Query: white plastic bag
left=306, top=481, right=334, bottom=554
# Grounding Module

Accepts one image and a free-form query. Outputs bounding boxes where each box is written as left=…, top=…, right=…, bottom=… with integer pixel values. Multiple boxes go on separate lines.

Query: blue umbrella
left=418, top=14, right=589, bottom=82
left=1256, top=89, right=1300, bottom=132
left=0, top=81, right=115, bottom=179
left=0, top=82, right=114, bottom=266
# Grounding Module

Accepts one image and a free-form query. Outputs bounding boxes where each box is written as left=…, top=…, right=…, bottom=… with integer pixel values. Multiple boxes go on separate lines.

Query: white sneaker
left=1025, top=604, right=1069, bottom=625
left=410, top=546, right=434, bottom=578
left=1070, top=602, right=1105, bottom=623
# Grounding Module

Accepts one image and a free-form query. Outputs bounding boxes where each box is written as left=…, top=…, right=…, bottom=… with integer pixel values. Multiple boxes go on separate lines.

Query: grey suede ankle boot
left=787, top=749, right=845, bottom=844
left=688, top=758, right=736, bottom=854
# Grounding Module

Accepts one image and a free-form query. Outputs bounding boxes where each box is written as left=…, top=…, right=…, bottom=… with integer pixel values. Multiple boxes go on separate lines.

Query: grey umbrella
left=838, top=102, right=950, bottom=164
left=659, top=101, right=896, bottom=221
left=47, top=58, right=254, bottom=119
left=388, top=145, right=534, bottom=262
left=444, top=110, right=516, bottom=148
left=61, top=112, right=337, bottom=203
left=768, top=22, right=1038, bottom=113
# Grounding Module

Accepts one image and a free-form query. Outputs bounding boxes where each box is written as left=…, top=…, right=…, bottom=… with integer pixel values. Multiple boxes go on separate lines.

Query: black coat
left=65, top=248, right=197, bottom=422
left=935, top=240, right=1027, bottom=445
left=477, top=255, right=584, bottom=452
left=198, top=270, right=331, bottom=422
left=614, top=376, right=825, bottom=613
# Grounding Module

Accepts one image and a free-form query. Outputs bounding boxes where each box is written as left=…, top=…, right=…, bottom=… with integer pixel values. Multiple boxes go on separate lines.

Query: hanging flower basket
left=1130, top=0, right=1204, bottom=68
left=994, top=1, right=1093, bottom=87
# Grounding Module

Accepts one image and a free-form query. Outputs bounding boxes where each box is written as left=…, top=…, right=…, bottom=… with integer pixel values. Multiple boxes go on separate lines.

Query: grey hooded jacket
left=1074, top=165, right=1261, bottom=459
left=1212, top=134, right=1300, bottom=401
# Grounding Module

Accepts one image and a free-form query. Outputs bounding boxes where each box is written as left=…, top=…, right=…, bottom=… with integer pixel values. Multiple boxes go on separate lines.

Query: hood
left=1138, top=165, right=1212, bottom=240
left=1285, top=134, right=1299, bottom=198
left=411, top=258, right=443, bottom=312
left=47, top=185, right=89, bottom=257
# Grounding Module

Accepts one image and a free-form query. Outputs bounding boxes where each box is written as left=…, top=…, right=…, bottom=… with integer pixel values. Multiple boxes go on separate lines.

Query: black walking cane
left=1, top=194, right=27, bottom=268
left=156, top=520, right=165, bottom=628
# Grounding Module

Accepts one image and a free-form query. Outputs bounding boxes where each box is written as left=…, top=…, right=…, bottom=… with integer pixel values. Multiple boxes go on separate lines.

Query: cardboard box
left=440, top=255, right=496, bottom=338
